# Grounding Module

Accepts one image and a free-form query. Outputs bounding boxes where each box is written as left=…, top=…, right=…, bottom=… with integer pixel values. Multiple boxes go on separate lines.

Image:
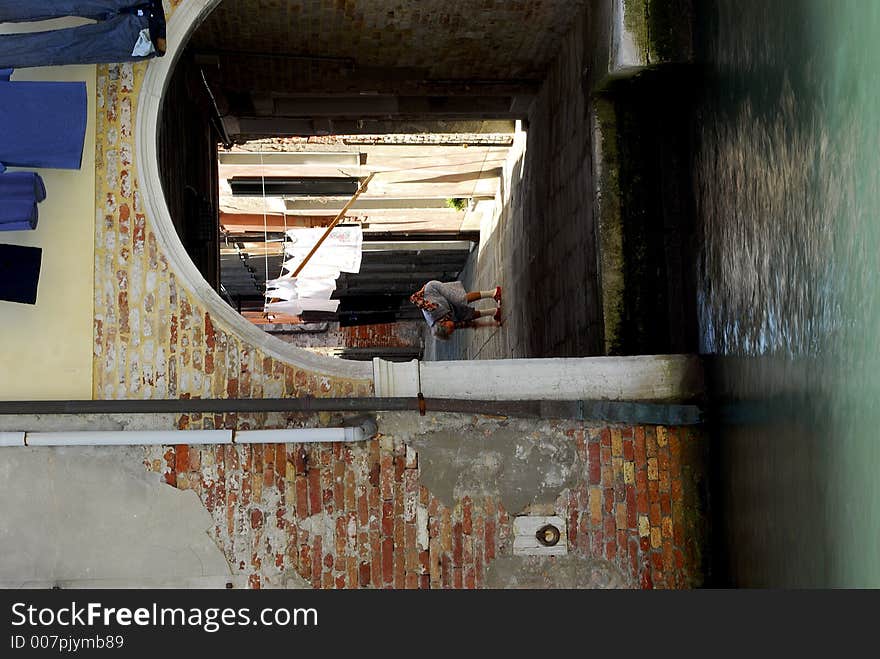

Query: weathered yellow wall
left=0, top=8, right=371, bottom=403
left=0, top=64, right=96, bottom=401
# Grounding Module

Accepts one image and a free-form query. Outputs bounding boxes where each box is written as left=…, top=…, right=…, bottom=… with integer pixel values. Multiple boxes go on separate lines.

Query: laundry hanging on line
left=264, top=225, right=364, bottom=316
left=282, top=225, right=364, bottom=275
left=0, top=0, right=167, bottom=68
left=0, top=171, right=45, bottom=231
left=265, top=277, right=338, bottom=302
left=0, top=68, right=87, bottom=171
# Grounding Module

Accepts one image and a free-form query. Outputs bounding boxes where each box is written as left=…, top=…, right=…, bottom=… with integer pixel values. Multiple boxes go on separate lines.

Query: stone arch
left=134, top=0, right=370, bottom=383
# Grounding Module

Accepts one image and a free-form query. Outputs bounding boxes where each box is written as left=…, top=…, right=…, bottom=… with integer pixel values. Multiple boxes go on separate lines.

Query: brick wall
left=191, top=0, right=587, bottom=83
left=515, top=7, right=604, bottom=357
left=341, top=323, right=421, bottom=349
left=461, top=6, right=604, bottom=360
left=146, top=423, right=707, bottom=589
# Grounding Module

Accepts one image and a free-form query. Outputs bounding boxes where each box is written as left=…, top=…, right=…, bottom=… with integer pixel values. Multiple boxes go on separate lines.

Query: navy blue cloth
left=0, top=171, right=45, bottom=231
left=0, top=0, right=166, bottom=68
left=0, top=69, right=87, bottom=171
left=0, top=242, right=41, bottom=304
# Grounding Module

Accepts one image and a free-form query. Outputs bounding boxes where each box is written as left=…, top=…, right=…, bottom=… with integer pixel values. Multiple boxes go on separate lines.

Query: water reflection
left=695, top=0, right=880, bottom=586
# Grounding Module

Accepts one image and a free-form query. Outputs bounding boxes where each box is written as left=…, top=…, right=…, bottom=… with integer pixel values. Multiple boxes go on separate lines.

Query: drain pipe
left=0, top=419, right=378, bottom=447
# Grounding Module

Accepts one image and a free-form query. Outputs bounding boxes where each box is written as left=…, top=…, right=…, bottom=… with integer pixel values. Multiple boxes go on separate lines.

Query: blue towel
left=0, top=171, right=46, bottom=231
left=0, top=69, right=87, bottom=171
left=0, top=242, right=41, bottom=304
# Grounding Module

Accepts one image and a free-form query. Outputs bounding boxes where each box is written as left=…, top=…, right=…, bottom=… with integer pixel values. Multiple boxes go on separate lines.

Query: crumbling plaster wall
left=142, top=415, right=708, bottom=589
left=0, top=446, right=234, bottom=589
left=93, top=0, right=372, bottom=403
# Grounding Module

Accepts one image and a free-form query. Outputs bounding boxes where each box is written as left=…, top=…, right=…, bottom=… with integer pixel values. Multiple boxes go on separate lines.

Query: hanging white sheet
left=265, top=277, right=337, bottom=301
left=264, top=225, right=363, bottom=316
left=284, top=225, right=363, bottom=273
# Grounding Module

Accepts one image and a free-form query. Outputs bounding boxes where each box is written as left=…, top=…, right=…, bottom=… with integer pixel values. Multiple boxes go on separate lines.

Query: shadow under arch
left=134, top=0, right=372, bottom=383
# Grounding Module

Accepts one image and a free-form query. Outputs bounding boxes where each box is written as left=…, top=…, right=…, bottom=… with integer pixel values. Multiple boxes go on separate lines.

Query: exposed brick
left=603, top=487, right=614, bottom=514
left=623, top=438, right=634, bottom=462
left=615, top=502, right=627, bottom=530
left=648, top=479, right=660, bottom=504
left=462, top=496, right=473, bottom=535
left=333, top=460, right=345, bottom=510
left=611, top=428, right=623, bottom=457
left=589, top=486, right=603, bottom=526
left=591, top=528, right=604, bottom=558
left=660, top=492, right=672, bottom=516
left=308, top=468, right=321, bottom=515
left=382, top=538, right=394, bottom=584
left=588, top=442, right=601, bottom=484
left=174, top=445, right=189, bottom=473
left=649, top=502, right=662, bottom=527
left=293, top=447, right=308, bottom=476
left=605, top=539, right=617, bottom=560
left=651, top=551, right=664, bottom=572
left=484, top=518, right=496, bottom=561
left=405, top=524, right=419, bottom=572
left=370, top=531, right=382, bottom=588
left=626, top=485, right=637, bottom=529
left=380, top=453, right=394, bottom=501
left=646, top=427, right=658, bottom=457
left=452, top=522, right=464, bottom=567
left=647, top=457, right=659, bottom=481
left=603, top=515, right=616, bottom=539
left=344, top=468, right=357, bottom=512
left=295, top=475, right=308, bottom=519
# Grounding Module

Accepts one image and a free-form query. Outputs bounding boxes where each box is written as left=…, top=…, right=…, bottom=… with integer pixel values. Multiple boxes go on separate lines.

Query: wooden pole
left=291, top=172, right=376, bottom=277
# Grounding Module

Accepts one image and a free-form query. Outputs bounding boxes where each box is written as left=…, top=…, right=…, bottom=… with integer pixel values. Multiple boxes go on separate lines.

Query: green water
left=696, top=0, right=880, bottom=586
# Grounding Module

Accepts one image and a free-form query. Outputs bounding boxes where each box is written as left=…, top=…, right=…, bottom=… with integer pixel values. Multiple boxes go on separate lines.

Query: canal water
left=694, top=0, right=880, bottom=586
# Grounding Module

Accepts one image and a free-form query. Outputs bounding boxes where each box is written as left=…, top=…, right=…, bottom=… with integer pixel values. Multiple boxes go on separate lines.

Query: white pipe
left=26, top=430, right=234, bottom=446
left=13, top=424, right=375, bottom=447
left=0, top=432, right=25, bottom=447
left=236, top=427, right=365, bottom=443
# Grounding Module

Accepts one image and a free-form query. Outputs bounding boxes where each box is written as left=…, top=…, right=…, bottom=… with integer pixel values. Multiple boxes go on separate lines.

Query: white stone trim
left=134, top=0, right=371, bottom=382
left=372, top=358, right=420, bottom=397
left=373, top=355, right=703, bottom=402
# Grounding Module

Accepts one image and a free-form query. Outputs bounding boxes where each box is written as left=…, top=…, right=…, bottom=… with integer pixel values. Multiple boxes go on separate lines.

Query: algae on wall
left=592, top=97, right=626, bottom=355
left=589, top=68, right=701, bottom=356
left=620, top=0, right=694, bottom=67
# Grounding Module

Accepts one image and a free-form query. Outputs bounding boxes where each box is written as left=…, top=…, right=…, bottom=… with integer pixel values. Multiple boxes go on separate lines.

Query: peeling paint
left=379, top=413, right=581, bottom=514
